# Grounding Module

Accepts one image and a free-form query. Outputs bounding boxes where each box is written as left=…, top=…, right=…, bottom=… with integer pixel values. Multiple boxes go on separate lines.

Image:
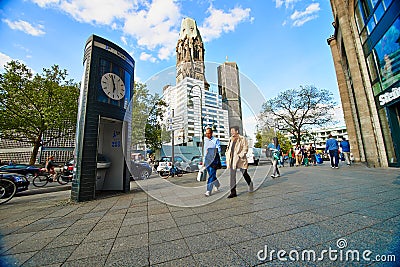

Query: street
left=1, top=162, right=399, bottom=266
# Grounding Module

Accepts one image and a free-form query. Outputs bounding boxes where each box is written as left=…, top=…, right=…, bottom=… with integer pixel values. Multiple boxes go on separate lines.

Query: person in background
left=340, top=137, right=351, bottom=166
left=45, top=156, right=57, bottom=181
left=203, top=127, right=221, bottom=197
left=225, top=126, right=253, bottom=198
left=325, top=134, right=339, bottom=169
left=308, top=144, right=316, bottom=166
left=268, top=137, right=281, bottom=178
left=294, top=144, right=302, bottom=167
left=288, top=148, right=295, bottom=167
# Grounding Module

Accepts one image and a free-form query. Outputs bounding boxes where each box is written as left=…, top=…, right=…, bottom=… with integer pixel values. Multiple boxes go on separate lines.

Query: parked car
left=156, top=156, right=191, bottom=174
left=0, top=164, right=41, bottom=177
left=220, top=155, right=227, bottom=168
left=247, top=147, right=261, bottom=165
left=189, top=156, right=202, bottom=172
left=61, top=154, right=112, bottom=182
left=0, top=172, right=30, bottom=193
left=130, top=161, right=152, bottom=180
left=61, top=158, right=74, bottom=182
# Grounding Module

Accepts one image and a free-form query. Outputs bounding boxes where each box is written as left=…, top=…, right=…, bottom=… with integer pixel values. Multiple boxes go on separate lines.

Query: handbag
left=211, top=152, right=222, bottom=169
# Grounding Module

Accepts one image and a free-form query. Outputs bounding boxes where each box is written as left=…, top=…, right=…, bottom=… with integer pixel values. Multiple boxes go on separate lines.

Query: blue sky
left=0, top=0, right=343, bottom=137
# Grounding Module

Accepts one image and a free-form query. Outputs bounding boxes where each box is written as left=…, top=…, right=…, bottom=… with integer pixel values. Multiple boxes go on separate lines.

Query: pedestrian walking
left=288, top=148, right=295, bottom=167
left=225, top=126, right=253, bottom=198
left=203, top=127, right=222, bottom=197
left=294, top=144, right=302, bottom=167
left=340, top=137, right=351, bottom=166
left=308, top=144, right=316, bottom=166
left=325, top=134, right=339, bottom=169
left=268, top=137, right=281, bottom=178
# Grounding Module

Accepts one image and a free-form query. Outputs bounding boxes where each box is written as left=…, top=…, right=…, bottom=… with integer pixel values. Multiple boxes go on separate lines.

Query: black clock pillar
left=71, top=35, right=134, bottom=202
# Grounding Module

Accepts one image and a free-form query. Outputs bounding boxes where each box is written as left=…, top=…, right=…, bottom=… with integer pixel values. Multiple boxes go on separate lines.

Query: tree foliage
left=0, top=61, right=79, bottom=164
left=260, top=85, right=336, bottom=145
left=255, top=128, right=292, bottom=153
left=131, top=82, right=168, bottom=153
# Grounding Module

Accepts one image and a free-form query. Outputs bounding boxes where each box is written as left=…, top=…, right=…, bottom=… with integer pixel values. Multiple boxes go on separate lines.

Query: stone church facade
left=176, top=18, right=209, bottom=90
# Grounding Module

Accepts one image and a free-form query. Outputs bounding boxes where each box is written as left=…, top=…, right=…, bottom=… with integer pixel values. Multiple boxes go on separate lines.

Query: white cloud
left=274, top=0, right=299, bottom=9
left=121, top=36, right=128, bottom=45
left=3, top=19, right=45, bottom=36
left=122, top=0, right=181, bottom=60
left=30, top=0, right=251, bottom=60
left=290, top=3, right=320, bottom=27
left=199, top=5, right=252, bottom=42
left=0, top=52, right=13, bottom=71
left=140, top=52, right=156, bottom=62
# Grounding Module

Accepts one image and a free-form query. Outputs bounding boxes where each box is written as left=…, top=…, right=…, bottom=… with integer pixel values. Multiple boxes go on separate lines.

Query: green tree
left=145, top=97, right=168, bottom=152
left=254, top=131, right=262, bottom=148
left=0, top=61, right=79, bottom=165
left=260, top=85, right=336, bottom=145
left=131, top=82, right=168, bottom=153
left=276, top=132, right=292, bottom=154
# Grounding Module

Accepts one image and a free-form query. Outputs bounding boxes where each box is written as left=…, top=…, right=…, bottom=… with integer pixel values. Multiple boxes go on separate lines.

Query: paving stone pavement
left=0, top=163, right=399, bottom=266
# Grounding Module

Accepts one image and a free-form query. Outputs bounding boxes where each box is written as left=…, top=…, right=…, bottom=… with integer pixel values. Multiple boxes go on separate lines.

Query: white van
left=247, top=147, right=261, bottom=165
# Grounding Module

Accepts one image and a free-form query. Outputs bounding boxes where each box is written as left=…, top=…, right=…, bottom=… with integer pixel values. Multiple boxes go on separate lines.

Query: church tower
left=176, top=18, right=208, bottom=89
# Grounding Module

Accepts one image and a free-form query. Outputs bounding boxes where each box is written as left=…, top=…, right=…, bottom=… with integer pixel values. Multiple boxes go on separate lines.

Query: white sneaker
left=271, top=175, right=276, bottom=178
left=205, top=191, right=211, bottom=197
left=275, top=174, right=280, bottom=177
left=335, top=167, right=339, bottom=169
left=248, top=182, right=254, bottom=192
left=331, top=166, right=335, bottom=169
left=214, top=186, right=221, bottom=192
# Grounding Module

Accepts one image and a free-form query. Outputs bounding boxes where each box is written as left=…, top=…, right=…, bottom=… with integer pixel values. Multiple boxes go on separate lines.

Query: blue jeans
left=206, top=166, right=219, bottom=192
left=329, top=149, right=339, bottom=167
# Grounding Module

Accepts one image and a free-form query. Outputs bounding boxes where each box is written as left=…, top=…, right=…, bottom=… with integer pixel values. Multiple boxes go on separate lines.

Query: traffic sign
left=167, top=124, right=182, bottom=131
left=172, top=116, right=183, bottom=123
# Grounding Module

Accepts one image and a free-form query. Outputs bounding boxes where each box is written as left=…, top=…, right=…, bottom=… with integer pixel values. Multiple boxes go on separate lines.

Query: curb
left=15, top=185, right=71, bottom=197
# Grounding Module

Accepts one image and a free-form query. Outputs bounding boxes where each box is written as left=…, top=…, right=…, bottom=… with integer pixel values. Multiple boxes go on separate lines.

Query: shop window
left=367, top=52, right=379, bottom=84
left=355, top=1, right=366, bottom=33
left=373, top=17, right=400, bottom=91
left=374, top=2, right=385, bottom=23
left=367, top=17, right=376, bottom=34
left=383, top=0, right=393, bottom=9
left=372, top=82, right=382, bottom=95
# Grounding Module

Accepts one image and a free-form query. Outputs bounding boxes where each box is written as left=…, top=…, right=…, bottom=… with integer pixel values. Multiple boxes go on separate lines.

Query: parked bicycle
left=166, top=166, right=184, bottom=178
left=0, top=178, right=17, bottom=205
left=32, top=171, right=69, bottom=187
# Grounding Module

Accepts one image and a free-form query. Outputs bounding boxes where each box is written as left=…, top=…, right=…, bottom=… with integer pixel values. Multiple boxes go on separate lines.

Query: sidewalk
left=1, top=164, right=399, bottom=266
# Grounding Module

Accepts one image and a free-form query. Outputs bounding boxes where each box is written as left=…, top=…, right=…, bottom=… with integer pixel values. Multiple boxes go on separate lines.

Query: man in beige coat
left=226, top=126, right=254, bottom=198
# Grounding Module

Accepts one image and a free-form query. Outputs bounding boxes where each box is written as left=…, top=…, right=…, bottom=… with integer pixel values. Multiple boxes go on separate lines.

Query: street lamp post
left=187, top=84, right=203, bottom=149
left=187, top=84, right=206, bottom=180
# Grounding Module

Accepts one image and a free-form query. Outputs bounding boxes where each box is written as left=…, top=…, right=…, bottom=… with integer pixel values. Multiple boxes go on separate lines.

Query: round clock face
left=101, top=73, right=125, bottom=100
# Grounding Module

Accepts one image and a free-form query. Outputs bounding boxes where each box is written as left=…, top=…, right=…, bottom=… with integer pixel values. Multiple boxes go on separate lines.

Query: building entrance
left=388, top=101, right=400, bottom=166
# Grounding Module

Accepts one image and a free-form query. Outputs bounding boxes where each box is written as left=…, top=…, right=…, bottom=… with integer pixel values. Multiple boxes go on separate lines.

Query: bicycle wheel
left=0, top=179, right=17, bottom=205
left=33, top=175, right=49, bottom=187
left=57, top=173, right=69, bottom=185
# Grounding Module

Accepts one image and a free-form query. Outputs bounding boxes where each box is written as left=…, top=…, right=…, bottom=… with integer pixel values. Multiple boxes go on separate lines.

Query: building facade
left=286, top=125, right=348, bottom=151
left=162, top=78, right=229, bottom=147
left=327, top=0, right=399, bottom=167
left=218, top=62, right=244, bottom=134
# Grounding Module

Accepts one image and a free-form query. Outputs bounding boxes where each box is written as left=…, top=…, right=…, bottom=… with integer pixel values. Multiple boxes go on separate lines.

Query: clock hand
left=111, top=75, right=116, bottom=92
